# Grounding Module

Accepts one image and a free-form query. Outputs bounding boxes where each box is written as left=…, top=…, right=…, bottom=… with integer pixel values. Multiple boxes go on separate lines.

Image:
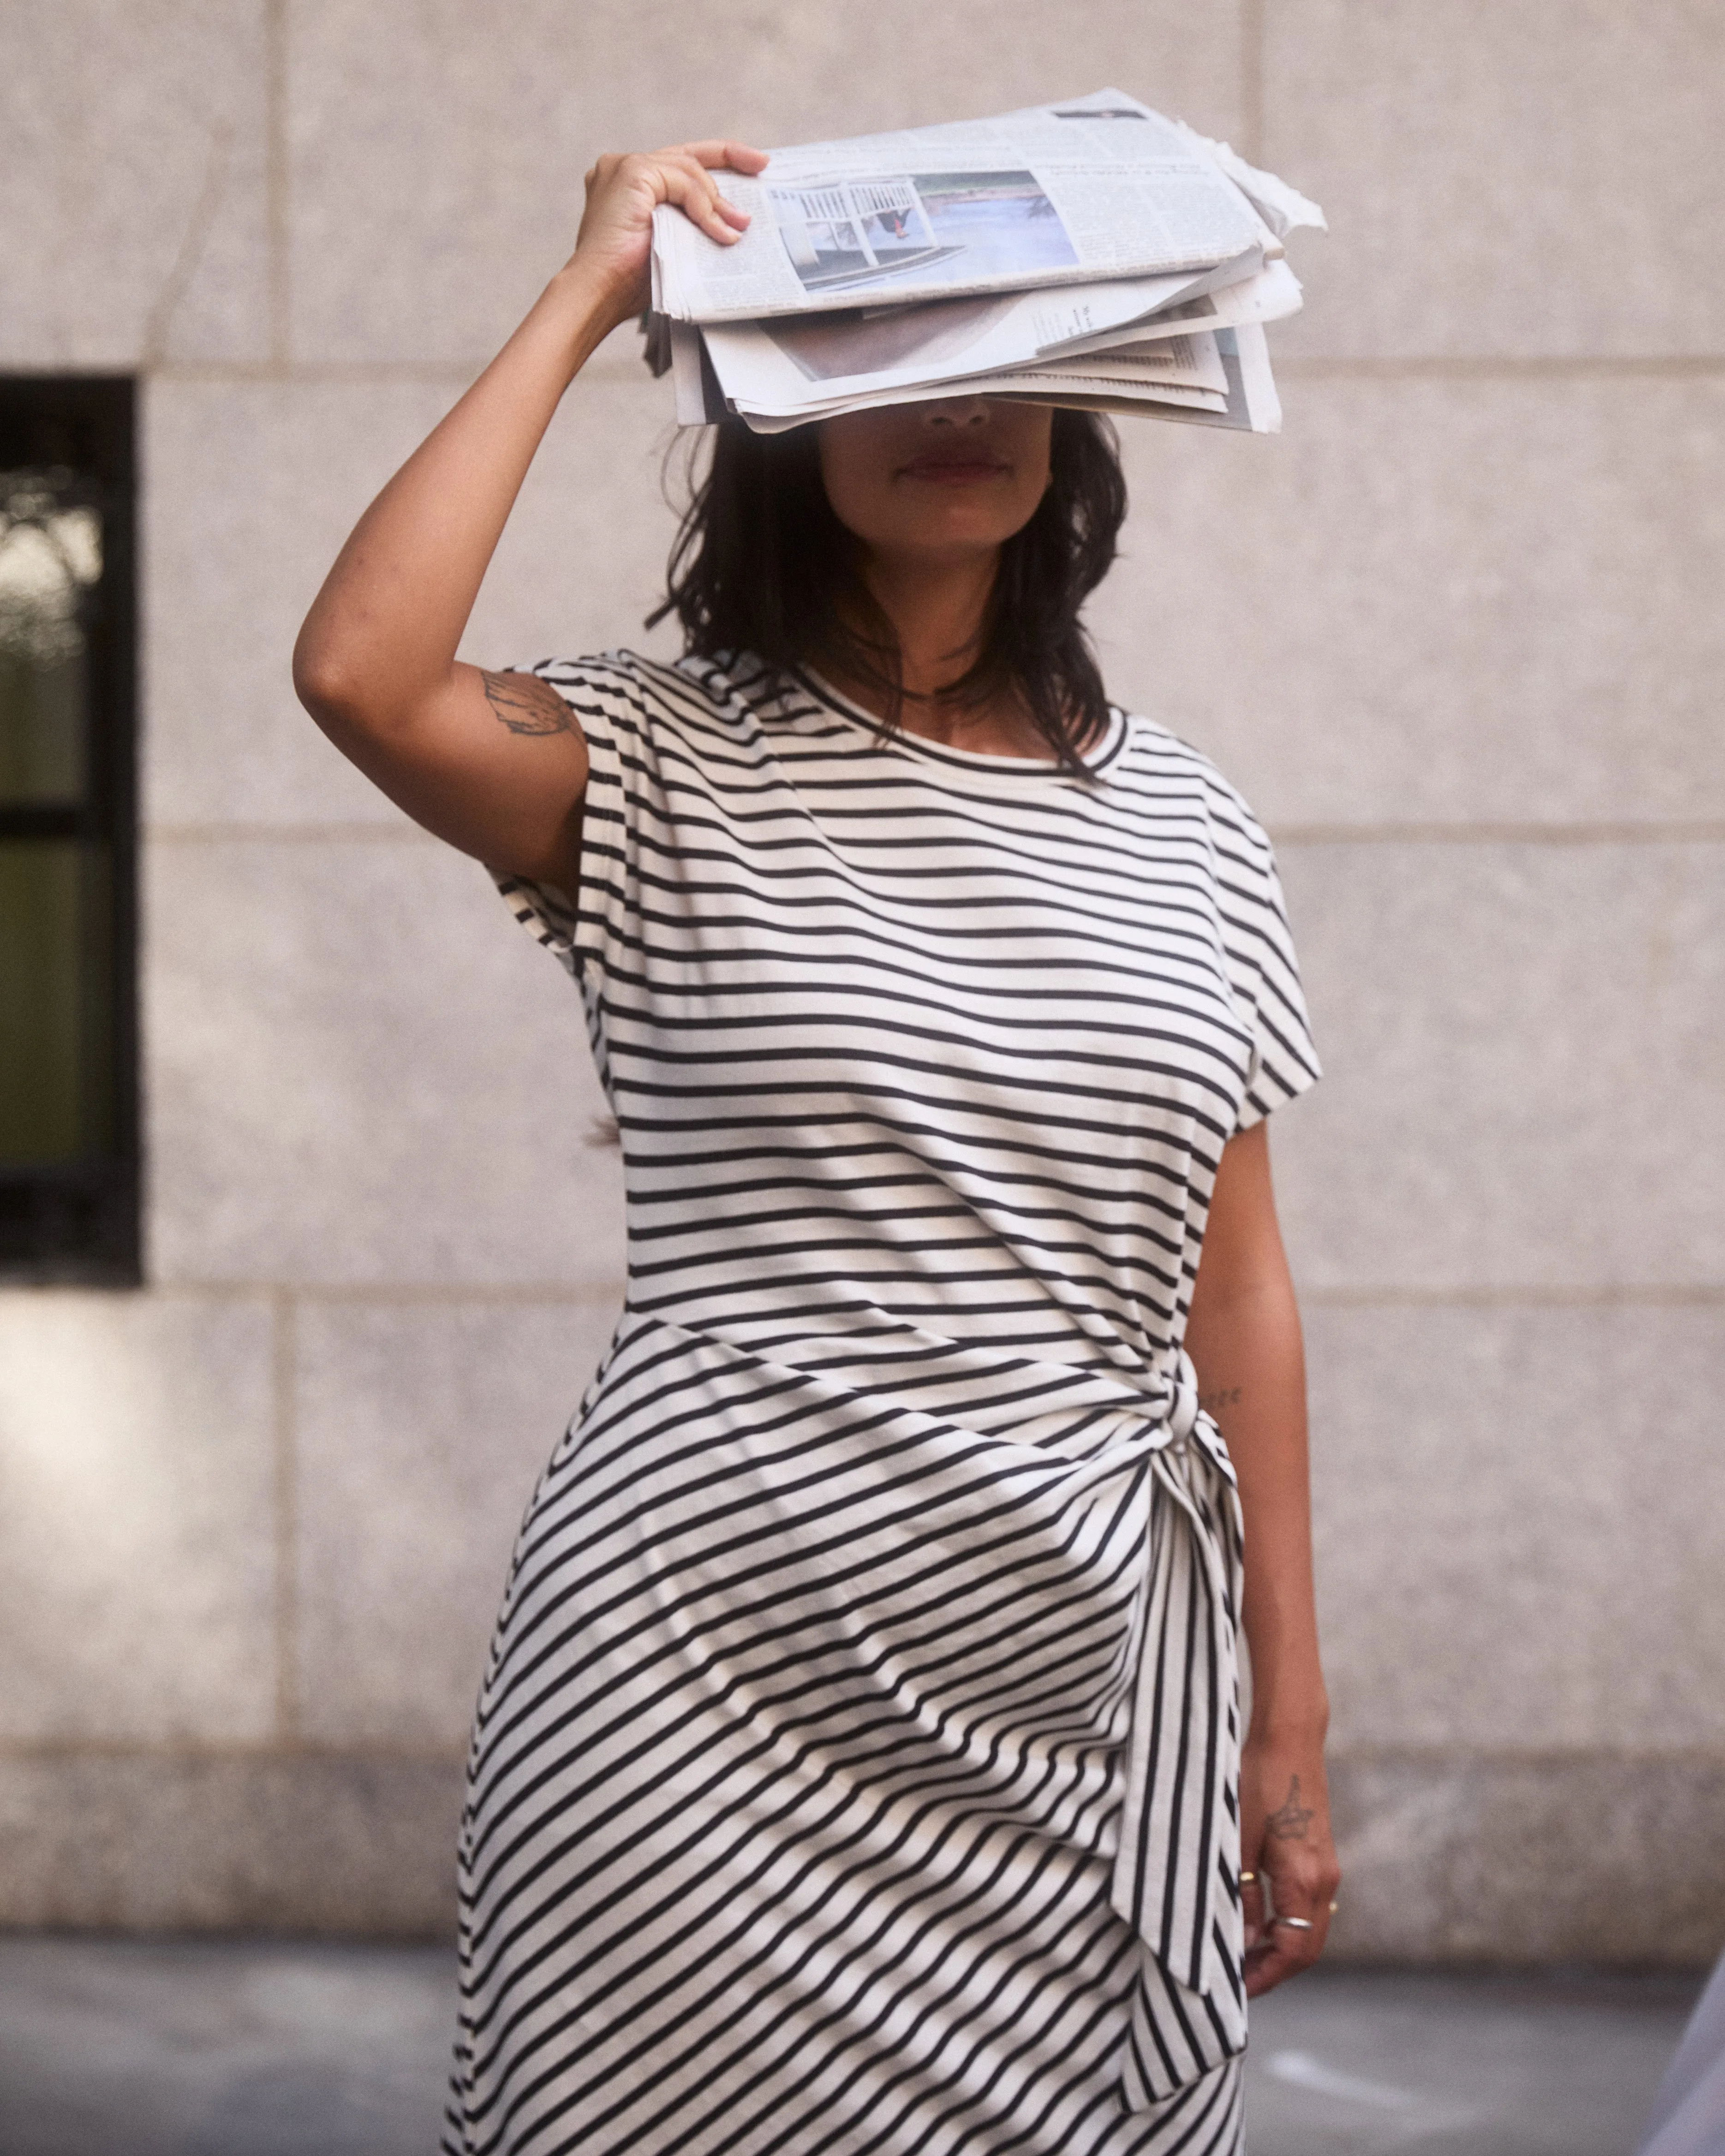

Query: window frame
left=0, top=376, right=139, bottom=1284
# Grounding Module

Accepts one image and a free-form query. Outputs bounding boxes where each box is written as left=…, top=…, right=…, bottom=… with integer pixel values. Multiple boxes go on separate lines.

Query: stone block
left=143, top=373, right=685, bottom=830
left=1262, top=0, right=1725, bottom=358
left=287, top=0, right=1244, bottom=363
left=1088, top=376, right=1725, bottom=828
left=0, top=1752, right=460, bottom=1935
left=0, top=1, right=269, bottom=367
left=142, top=379, right=446, bottom=833
left=1304, top=1303, right=1725, bottom=1753
left=145, top=834, right=626, bottom=1285
left=0, top=1291, right=276, bottom=1744
left=1326, top=1753, right=1725, bottom=1965
left=293, top=1295, right=622, bottom=1746
left=1264, top=839, right=1725, bottom=1291
left=153, top=376, right=1725, bottom=840
left=1, top=1746, right=1714, bottom=1958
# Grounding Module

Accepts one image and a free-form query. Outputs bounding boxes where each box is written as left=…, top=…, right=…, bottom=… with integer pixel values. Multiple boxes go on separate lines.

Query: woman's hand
left=567, top=141, right=769, bottom=329
left=1239, top=1734, right=1342, bottom=1997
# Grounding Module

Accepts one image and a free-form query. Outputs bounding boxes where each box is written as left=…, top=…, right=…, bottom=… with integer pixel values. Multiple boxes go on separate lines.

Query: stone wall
left=2, top=0, right=1721, bottom=1961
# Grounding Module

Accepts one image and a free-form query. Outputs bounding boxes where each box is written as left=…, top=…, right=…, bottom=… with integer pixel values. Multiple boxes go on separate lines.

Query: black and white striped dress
left=445, top=651, right=1319, bottom=2156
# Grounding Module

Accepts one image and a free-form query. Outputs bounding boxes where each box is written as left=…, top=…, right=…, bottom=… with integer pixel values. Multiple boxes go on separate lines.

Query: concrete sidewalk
left=0, top=1934, right=1700, bottom=2155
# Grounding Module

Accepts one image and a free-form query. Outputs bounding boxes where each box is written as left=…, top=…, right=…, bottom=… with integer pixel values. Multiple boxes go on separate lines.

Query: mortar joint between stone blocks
left=271, top=1288, right=301, bottom=1744
left=264, top=0, right=292, bottom=369
left=1239, top=0, right=1265, bottom=167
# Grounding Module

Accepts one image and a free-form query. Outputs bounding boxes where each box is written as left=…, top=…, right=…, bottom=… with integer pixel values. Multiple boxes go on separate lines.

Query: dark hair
left=646, top=410, right=1128, bottom=769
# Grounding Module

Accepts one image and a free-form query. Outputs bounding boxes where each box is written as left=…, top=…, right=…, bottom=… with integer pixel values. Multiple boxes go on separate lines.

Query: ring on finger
left=1271, top=1915, right=1315, bottom=1932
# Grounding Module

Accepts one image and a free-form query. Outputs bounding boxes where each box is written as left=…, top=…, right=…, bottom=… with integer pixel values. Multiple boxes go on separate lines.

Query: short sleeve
left=488, top=653, right=660, bottom=988
left=1212, top=794, right=1321, bottom=1132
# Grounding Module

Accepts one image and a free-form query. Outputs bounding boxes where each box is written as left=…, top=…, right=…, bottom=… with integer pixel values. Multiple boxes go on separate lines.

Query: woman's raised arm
left=292, top=140, right=767, bottom=890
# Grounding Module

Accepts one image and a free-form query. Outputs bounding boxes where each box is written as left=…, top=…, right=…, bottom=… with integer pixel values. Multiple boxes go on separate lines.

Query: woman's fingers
left=676, top=138, right=771, bottom=177
left=1245, top=1910, right=1327, bottom=1995
left=666, top=143, right=770, bottom=234
left=660, top=152, right=751, bottom=244
left=1242, top=1843, right=1343, bottom=1998
left=1240, top=1869, right=1267, bottom=1955
left=580, top=143, right=765, bottom=257
left=1238, top=1750, right=1341, bottom=1996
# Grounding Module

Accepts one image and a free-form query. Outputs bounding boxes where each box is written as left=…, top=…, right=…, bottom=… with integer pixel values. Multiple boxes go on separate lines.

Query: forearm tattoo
left=1265, top=1775, right=1315, bottom=1841
left=482, top=669, right=573, bottom=736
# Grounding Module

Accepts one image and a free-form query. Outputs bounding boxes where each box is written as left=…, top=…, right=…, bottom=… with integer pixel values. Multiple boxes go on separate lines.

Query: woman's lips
left=897, top=455, right=1010, bottom=483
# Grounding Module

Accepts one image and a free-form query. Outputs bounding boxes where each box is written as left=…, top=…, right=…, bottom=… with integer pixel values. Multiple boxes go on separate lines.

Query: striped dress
left=445, top=651, right=1319, bottom=2156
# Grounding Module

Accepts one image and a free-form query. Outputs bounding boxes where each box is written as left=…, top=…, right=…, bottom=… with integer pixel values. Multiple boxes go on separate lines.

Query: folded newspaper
left=643, top=89, right=1324, bottom=435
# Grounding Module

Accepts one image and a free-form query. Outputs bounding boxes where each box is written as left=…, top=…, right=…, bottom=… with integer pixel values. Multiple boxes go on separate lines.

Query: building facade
left=1, top=0, right=1722, bottom=1961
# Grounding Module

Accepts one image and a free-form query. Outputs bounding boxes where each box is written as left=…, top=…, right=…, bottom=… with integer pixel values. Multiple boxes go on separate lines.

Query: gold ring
left=1329, top=1901, right=1338, bottom=1913
left=1239, top=1870, right=1256, bottom=1885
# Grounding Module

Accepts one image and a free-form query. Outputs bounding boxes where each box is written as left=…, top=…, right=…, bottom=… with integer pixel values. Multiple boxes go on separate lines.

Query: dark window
left=0, top=380, right=137, bottom=1281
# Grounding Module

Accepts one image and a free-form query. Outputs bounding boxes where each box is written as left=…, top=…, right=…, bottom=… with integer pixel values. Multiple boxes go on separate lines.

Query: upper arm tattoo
left=482, top=669, right=574, bottom=738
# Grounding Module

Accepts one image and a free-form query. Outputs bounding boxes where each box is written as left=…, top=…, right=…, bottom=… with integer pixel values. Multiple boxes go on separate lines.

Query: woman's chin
left=865, top=510, right=1035, bottom=561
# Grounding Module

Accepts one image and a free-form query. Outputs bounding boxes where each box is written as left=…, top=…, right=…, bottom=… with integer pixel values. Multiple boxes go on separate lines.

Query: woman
left=296, top=141, right=1340, bottom=2156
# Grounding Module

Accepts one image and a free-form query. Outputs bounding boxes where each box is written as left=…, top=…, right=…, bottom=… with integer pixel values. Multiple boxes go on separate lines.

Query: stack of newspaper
left=645, top=89, right=1324, bottom=436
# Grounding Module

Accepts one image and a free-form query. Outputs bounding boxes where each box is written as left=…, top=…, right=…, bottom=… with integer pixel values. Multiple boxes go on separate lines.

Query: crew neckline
left=795, top=670, right=1130, bottom=781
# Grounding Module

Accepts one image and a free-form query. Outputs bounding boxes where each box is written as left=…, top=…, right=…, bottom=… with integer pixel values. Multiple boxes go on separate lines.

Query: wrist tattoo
left=1265, top=1775, right=1315, bottom=1841
left=483, top=670, right=574, bottom=736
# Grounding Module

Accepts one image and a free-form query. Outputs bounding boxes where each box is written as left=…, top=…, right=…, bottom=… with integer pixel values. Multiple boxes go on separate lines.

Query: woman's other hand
left=569, top=142, right=769, bottom=328
left=1239, top=1739, right=1342, bottom=1997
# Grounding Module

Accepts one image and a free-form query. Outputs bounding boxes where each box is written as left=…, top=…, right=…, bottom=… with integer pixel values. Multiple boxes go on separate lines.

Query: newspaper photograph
left=769, top=171, right=1079, bottom=298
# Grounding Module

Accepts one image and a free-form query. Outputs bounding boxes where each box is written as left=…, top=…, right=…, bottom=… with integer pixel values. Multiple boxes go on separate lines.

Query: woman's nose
left=925, top=397, right=991, bottom=428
